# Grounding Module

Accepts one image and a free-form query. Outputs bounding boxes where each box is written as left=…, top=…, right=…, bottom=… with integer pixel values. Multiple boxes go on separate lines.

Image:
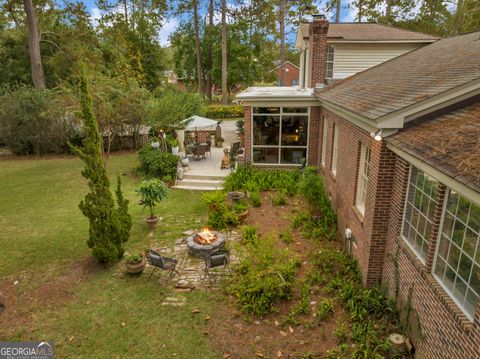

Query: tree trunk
left=453, top=0, right=464, bottom=34
left=335, top=0, right=341, bottom=23
left=206, top=0, right=214, bottom=101
left=385, top=0, right=392, bottom=24
left=123, top=0, right=129, bottom=27
left=193, top=0, right=204, bottom=96
left=279, top=0, right=286, bottom=86
left=357, top=0, right=364, bottom=22
left=23, top=0, right=45, bottom=90
left=221, top=0, right=228, bottom=104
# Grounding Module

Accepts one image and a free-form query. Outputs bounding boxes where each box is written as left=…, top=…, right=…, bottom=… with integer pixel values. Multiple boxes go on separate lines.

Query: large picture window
left=252, top=107, right=309, bottom=165
left=401, top=166, right=439, bottom=261
left=434, top=191, right=480, bottom=318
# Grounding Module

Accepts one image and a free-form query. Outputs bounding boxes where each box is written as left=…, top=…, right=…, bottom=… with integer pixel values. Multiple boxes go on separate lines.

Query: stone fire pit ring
left=187, top=231, right=226, bottom=258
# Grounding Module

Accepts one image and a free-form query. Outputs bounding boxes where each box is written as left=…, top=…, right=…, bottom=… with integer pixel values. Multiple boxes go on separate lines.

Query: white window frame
left=251, top=107, right=310, bottom=166
left=355, top=143, right=371, bottom=216
left=400, top=166, right=439, bottom=263
left=331, top=124, right=339, bottom=176
left=432, top=189, right=480, bottom=320
left=321, top=116, right=328, bottom=167
left=326, top=45, right=335, bottom=79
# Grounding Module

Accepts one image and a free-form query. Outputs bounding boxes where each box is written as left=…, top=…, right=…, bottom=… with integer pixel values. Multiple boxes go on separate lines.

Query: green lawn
left=0, top=153, right=217, bottom=358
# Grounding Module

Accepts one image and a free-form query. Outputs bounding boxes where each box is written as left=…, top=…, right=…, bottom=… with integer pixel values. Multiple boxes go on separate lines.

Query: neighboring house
left=236, top=16, right=480, bottom=358
left=270, top=61, right=300, bottom=86
left=165, top=70, right=188, bottom=92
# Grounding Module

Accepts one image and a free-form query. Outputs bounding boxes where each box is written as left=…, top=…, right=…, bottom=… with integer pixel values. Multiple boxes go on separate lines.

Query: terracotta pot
left=126, top=258, right=146, bottom=274
left=145, top=216, right=159, bottom=229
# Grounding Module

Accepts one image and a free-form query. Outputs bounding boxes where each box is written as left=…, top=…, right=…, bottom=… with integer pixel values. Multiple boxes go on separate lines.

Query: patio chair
left=203, top=249, right=231, bottom=284
left=147, top=250, right=180, bottom=282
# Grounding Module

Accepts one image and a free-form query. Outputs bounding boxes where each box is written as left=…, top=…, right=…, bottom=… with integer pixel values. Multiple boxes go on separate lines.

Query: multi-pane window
left=401, top=166, right=439, bottom=261
left=321, top=116, right=328, bottom=167
left=434, top=191, right=480, bottom=318
left=326, top=46, right=335, bottom=79
left=331, top=124, right=339, bottom=176
left=356, top=144, right=371, bottom=215
left=252, top=107, right=309, bottom=165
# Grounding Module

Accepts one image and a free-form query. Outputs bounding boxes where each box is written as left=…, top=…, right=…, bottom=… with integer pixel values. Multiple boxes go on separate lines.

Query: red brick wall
left=308, top=19, right=329, bottom=88
left=382, top=158, right=480, bottom=358
left=318, top=109, right=395, bottom=286
left=307, top=106, right=321, bottom=166
left=243, top=106, right=252, bottom=163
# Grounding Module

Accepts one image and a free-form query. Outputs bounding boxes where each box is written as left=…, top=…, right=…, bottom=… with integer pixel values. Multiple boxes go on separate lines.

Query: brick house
left=236, top=17, right=480, bottom=358
left=270, top=61, right=300, bottom=86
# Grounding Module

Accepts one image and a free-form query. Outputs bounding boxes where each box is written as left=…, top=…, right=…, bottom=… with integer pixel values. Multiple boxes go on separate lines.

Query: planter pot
left=215, top=141, right=224, bottom=148
left=151, top=141, right=160, bottom=149
left=181, top=156, right=189, bottom=167
left=145, top=216, right=159, bottom=229
left=171, top=146, right=179, bottom=155
left=126, top=258, right=146, bottom=274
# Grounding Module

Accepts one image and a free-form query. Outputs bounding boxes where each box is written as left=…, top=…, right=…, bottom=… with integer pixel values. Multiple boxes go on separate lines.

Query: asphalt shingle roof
left=317, top=31, right=480, bottom=120
left=387, top=101, right=480, bottom=192
left=299, top=22, right=438, bottom=42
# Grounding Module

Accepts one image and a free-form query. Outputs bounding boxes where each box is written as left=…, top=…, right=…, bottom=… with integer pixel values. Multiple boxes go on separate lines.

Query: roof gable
left=317, top=31, right=480, bottom=122
left=298, top=22, right=438, bottom=42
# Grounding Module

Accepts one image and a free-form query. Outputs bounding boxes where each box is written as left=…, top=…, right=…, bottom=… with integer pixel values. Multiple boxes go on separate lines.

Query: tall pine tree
left=70, top=72, right=131, bottom=263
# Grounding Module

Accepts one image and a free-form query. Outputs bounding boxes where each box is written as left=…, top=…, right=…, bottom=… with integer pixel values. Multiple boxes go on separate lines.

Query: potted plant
left=169, top=138, right=180, bottom=155
left=215, top=136, right=225, bottom=147
left=136, top=179, right=168, bottom=229
left=125, top=253, right=146, bottom=274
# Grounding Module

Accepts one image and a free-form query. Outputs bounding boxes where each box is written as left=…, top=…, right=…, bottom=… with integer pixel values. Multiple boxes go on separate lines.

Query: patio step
left=182, top=173, right=228, bottom=181
left=173, top=176, right=225, bottom=191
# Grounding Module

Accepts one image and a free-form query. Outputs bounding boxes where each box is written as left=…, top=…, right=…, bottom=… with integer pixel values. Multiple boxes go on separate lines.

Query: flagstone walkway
left=149, top=230, right=241, bottom=295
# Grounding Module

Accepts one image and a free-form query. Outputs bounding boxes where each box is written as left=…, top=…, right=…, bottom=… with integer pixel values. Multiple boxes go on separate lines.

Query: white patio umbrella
left=182, top=115, right=218, bottom=131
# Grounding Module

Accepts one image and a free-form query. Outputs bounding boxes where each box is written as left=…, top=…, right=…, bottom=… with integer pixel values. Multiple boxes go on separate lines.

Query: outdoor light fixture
left=370, top=129, right=382, bottom=141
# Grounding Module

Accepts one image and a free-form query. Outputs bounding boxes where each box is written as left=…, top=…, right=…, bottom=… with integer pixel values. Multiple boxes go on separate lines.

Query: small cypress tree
left=70, top=73, right=131, bottom=263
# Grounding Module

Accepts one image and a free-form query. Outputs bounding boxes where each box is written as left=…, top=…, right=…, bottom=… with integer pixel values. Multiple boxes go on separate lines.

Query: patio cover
left=183, top=116, right=218, bottom=130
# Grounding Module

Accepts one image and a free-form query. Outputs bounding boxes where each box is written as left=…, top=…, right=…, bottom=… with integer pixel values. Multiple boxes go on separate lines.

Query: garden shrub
left=205, top=104, right=243, bottom=119
left=138, top=144, right=179, bottom=180
left=224, top=165, right=300, bottom=194
left=241, top=225, right=258, bottom=243
left=271, top=191, right=286, bottom=206
left=0, top=86, right=80, bottom=155
left=317, top=298, right=334, bottom=321
left=250, top=191, right=261, bottom=207
left=227, top=237, right=301, bottom=316
left=202, top=191, right=239, bottom=230
left=315, top=249, right=398, bottom=358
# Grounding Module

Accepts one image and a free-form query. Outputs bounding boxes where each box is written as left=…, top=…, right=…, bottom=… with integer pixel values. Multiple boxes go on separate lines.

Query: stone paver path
left=150, top=230, right=241, bottom=297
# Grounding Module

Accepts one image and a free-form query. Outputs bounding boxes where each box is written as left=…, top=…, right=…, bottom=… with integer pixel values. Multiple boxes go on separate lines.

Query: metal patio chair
left=203, top=249, right=231, bottom=284
left=147, top=250, right=180, bottom=282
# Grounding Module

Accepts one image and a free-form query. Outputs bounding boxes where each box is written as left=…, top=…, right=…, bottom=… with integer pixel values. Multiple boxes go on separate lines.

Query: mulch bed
left=205, top=192, right=348, bottom=359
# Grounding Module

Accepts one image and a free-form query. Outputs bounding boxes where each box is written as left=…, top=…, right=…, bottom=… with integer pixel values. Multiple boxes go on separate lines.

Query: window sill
left=351, top=205, right=364, bottom=225
left=397, top=239, right=474, bottom=333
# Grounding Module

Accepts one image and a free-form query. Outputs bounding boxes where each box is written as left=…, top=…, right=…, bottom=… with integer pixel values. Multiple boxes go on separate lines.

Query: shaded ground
left=205, top=192, right=349, bottom=359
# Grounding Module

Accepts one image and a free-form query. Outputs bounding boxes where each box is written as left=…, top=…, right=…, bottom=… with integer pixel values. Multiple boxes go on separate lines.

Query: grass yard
left=1, top=154, right=401, bottom=358
left=0, top=152, right=216, bottom=358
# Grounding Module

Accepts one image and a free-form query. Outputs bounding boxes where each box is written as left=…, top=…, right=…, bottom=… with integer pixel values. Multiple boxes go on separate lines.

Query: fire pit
left=187, top=228, right=225, bottom=258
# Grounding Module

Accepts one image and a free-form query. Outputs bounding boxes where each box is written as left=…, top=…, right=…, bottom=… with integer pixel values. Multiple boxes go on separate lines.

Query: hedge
left=205, top=104, right=244, bottom=119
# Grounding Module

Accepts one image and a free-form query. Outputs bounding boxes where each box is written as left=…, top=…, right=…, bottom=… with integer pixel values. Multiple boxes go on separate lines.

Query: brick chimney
left=308, top=14, right=329, bottom=88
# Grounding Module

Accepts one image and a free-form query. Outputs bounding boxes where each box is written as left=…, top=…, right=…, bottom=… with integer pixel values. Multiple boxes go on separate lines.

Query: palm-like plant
left=136, top=179, right=168, bottom=219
